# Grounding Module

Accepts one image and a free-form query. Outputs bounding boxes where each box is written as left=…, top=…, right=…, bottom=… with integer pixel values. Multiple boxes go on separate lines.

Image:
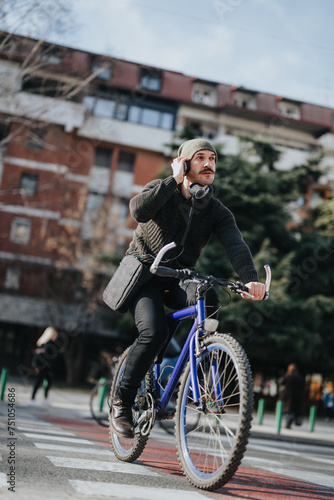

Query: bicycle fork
left=189, top=298, right=224, bottom=413
left=190, top=331, right=224, bottom=412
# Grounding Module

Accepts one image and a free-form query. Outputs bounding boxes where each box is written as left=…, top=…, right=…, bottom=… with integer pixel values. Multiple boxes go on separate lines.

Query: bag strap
left=163, top=197, right=195, bottom=264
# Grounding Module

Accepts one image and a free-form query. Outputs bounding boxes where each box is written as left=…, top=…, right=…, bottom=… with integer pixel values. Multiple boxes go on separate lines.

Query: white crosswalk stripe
left=23, top=433, right=93, bottom=444
left=16, top=419, right=53, bottom=426
left=18, top=426, right=75, bottom=435
left=69, top=480, right=208, bottom=499
left=0, top=473, right=7, bottom=488
left=47, top=456, right=159, bottom=475
left=34, top=443, right=114, bottom=456
left=243, top=456, right=334, bottom=489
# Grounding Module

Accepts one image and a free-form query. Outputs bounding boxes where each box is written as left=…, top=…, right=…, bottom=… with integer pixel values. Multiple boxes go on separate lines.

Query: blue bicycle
left=109, top=241, right=271, bottom=491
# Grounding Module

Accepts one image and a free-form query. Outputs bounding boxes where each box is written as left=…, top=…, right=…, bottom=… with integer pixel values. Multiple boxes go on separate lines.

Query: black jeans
left=116, top=274, right=219, bottom=405
left=32, top=368, right=53, bottom=399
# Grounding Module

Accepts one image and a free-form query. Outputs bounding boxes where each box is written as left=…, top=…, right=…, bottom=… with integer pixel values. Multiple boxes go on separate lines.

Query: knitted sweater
left=126, top=176, right=258, bottom=284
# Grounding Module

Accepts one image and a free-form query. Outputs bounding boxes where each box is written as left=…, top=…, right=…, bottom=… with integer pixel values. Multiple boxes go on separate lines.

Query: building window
left=110, top=197, right=129, bottom=225
left=20, top=172, right=38, bottom=196
left=40, top=45, right=63, bottom=65
left=114, top=102, right=128, bottom=121
left=161, top=112, right=174, bottom=130
left=141, top=108, right=160, bottom=127
left=0, top=35, right=17, bottom=53
left=41, top=53, right=62, bottom=64
left=117, top=152, right=135, bottom=172
left=128, top=104, right=174, bottom=130
left=92, top=63, right=112, bottom=81
left=139, top=68, right=162, bottom=92
left=10, top=218, right=31, bottom=244
left=0, top=121, right=10, bottom=142
left=128, top=105, right=141, bottom=122
left=233, top=90, right=257, bottom=110
left=22, top=76, right=78, bottom=101
left=84, top=93, right=176, bottom=130
left=27, top=127, right=46, bottom=150
left=192, top=82, right=217, bottom=106
left=0, top=327, right=16, bottom=356
left=4, top=267, right=20, bottom=290
left=277, top=99, right=301, bottom=120
left=94, top=98, right=115, bottom=118
left=22, top=76, right=58, bottom=97
left=86, top=192, right=106, bottom=212
left=94, top=147, right=113, bottom=168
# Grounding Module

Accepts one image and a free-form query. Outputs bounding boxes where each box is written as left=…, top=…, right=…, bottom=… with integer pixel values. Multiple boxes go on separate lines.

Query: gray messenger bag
left=102, top=255, right=152, bottom=313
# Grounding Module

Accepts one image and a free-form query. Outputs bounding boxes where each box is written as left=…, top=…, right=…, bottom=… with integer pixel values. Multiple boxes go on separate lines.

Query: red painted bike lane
left=40, top=415, right=333, bottom=500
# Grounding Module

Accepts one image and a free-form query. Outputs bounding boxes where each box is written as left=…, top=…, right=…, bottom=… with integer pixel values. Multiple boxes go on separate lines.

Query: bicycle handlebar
left=150, top=242, right=272, bottom=300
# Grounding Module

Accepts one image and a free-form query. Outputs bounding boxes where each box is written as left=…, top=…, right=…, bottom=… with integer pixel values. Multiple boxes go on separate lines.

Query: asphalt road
left=0, top=399, right=333, bottom=500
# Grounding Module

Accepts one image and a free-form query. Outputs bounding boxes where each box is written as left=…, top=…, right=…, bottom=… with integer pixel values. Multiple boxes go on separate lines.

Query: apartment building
left=0, top=32, right=333, bottom=381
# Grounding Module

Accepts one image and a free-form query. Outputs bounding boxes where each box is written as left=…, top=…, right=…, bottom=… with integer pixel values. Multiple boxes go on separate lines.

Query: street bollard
left=309, top=405, right=316, bottom=432
left=0, top=368, right=8, bottom=401
left=98, top=377, right=107, bottom=412
left=257, top=398, right=265, bottom=425
left=275, top=400, right=283, bottom=434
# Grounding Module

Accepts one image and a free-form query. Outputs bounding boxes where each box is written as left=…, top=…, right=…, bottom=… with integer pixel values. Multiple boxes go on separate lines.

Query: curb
left=250, top=428, right=334, bottom=448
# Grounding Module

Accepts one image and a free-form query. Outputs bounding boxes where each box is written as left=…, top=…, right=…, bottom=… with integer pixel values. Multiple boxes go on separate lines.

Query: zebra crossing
left=2, top=409, right=333, bottom=499
left=6, top=416, right=208, bottom=500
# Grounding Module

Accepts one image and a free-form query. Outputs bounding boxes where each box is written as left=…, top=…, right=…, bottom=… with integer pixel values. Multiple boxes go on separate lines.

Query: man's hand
left=243, top=282, right=266, bottom=300
left=171, top=156, right=189, bottom=184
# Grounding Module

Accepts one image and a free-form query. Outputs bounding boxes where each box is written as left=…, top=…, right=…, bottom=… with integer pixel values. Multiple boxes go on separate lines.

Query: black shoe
left=110, top=397, right=134, bottom=438
left=285, top=416, right=293, bottom=429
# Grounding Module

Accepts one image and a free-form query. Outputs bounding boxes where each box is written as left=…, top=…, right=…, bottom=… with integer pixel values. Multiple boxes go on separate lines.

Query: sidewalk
left=250, top=412, right=334, bottom=448
left=2, top=375, right=334, bottom=448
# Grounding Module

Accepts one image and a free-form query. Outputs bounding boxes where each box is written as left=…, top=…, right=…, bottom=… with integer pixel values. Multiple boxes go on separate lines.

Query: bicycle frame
left=150, top=240, right=271, bottom=420
left=155, top=296, right=211, bottom=417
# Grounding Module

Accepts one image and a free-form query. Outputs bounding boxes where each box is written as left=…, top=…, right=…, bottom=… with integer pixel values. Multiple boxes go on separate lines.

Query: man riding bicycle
left=110, top=138, right=266, bottom=438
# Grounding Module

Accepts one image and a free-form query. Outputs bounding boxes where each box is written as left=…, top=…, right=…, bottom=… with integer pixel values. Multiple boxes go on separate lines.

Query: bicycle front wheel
left=175, top=333, right=253, bottom=491
left=109, top=347, right=155, bottom=462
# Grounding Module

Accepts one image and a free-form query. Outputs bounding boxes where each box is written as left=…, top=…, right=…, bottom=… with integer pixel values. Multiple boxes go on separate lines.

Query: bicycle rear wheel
left=109, top=346, right=155, bottom=462
left=90, top=380, right=112, bottom=427
left=175, top=333, right=253, bottom=491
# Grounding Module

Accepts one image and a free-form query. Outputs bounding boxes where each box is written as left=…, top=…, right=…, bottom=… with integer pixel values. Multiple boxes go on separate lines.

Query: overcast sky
left=11, top=0, right=334, bottom=108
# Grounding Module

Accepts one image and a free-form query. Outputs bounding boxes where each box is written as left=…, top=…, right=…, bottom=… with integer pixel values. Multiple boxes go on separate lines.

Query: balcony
left=0, top=91, right=85, bottom=132
left=78, top=116, right=173, bottom=154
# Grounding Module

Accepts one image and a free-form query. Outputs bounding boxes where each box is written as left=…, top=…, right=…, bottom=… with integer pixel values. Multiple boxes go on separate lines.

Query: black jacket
left=126, top=176, right=258, bottom=284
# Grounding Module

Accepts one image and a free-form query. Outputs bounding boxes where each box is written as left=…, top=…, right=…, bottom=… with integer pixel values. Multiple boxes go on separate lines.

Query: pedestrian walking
left=279, top=363, right=304, bottom=429
left=323, top=382, right=334, bottom=422
left=29, top=326, right=62, bottom=406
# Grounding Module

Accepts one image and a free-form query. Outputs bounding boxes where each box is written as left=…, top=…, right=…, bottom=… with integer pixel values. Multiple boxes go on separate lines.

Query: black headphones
left=183, top=160, right=191, bottom=174
left=188, top=183, right=209, bottom=199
